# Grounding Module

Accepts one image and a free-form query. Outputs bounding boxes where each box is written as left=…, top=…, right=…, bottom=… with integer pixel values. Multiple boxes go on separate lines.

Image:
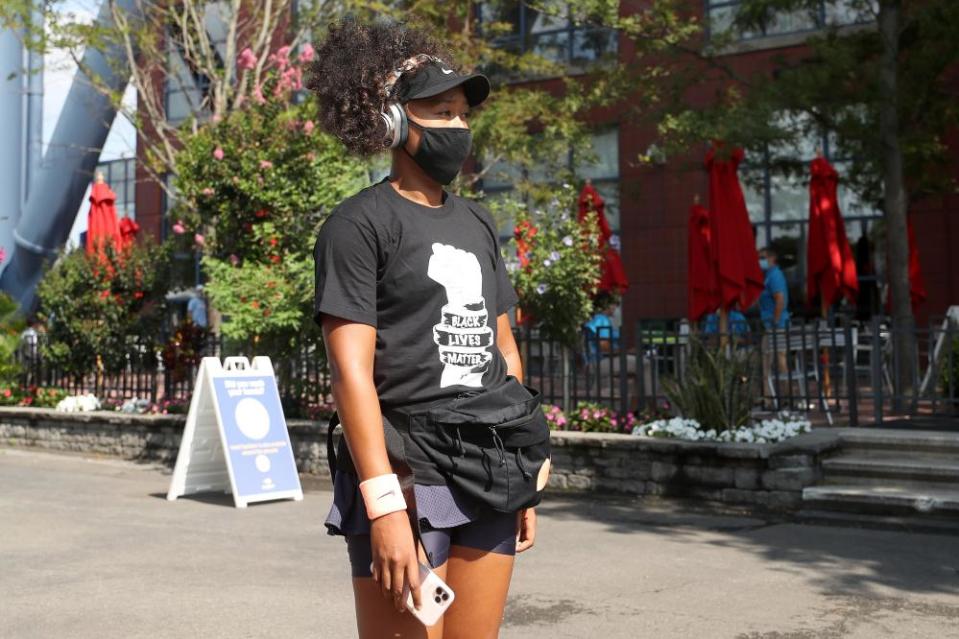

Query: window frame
left=705, top=0, right=876, bottom=47
left=476, top=2, right=619, bottom=71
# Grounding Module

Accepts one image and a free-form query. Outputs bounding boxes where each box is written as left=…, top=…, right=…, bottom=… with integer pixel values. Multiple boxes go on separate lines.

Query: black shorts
left=345, top=510, right=518, bottom=578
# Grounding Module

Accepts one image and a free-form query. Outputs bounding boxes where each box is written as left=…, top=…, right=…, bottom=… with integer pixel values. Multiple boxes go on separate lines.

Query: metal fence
left=14, top=314, right=958, bottom=426
left=627, top=315, right=959, bottom=427
left=15, top=332, right=332, bottom=415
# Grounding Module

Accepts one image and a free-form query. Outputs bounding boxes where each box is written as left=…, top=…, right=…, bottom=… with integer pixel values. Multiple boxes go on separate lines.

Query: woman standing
left=307, top=19, right=548, bottom=638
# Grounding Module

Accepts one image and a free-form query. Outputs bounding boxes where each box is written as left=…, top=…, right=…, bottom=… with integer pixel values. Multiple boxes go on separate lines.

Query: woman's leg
left=348, top=532, right=450, bottom=639
left=441, top=512, right=518, bottom=639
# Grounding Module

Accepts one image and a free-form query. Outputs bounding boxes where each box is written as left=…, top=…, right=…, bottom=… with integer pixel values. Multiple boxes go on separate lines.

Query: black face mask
left=404, top=117, right=472, bottom=186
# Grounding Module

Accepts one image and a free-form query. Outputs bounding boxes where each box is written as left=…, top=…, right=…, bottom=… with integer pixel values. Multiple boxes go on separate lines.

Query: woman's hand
left=516, top=507, right=536, bottom=553
left=369, top=510, right=422, bottom=612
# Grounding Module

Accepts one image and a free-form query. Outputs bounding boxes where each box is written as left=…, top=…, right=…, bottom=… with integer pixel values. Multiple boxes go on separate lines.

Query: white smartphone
left=404, top=562, right=455, bottom=627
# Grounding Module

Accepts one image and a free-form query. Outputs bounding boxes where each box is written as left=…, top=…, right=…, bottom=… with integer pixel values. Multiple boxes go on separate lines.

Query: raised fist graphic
left=427, top=242, right=492, bottom=388
left=427, top=242, right=483, bottom=307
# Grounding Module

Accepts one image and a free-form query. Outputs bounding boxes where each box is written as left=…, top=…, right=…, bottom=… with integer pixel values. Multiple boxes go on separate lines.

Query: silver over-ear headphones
left=379, top=53, right=445, bottom=149
left=379, top=102, right=409, bottom=149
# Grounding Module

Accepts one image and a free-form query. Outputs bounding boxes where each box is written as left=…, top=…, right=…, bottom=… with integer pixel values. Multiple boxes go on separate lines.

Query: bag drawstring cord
left=515, top=447, right=531, bottom=480
left=489, top=427, right=507, bottom=467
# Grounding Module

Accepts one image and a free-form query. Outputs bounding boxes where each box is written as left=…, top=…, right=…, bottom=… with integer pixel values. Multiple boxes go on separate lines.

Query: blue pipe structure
left=0, top=0, right=141, bottom=313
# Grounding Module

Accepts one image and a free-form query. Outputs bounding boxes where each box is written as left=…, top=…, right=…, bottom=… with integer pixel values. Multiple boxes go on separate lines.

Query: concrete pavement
left=2, top=447, right=958, bottom=638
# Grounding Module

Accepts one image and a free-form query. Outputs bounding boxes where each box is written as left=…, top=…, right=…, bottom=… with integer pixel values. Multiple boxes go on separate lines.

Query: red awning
left=688, top=202, right=719, bottom=321
left=705, top=143, right=763, bottom=311
left=807, top=157, right=858, bottom=306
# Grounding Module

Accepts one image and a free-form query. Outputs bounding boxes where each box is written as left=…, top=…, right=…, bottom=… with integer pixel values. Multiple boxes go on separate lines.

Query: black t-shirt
left=313, top=177, right=520, bottom=408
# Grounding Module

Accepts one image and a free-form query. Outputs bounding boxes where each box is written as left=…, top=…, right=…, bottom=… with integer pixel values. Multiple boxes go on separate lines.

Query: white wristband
left=359, top=473, right=407, bottom=520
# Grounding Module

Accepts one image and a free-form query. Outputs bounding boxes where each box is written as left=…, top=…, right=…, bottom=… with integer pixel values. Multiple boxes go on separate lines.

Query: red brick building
left=132, top=2, right=958, bottom=329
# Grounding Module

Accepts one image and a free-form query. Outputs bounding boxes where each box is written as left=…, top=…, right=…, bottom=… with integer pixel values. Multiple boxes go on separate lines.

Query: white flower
left=56, top=393, right=101, bottom=413
left=549, top=250, right=561, bottom=261
left=633, top=413, right=811, bottom=444
left=562, top=235, right=574, bottom=247
left=536, top=283, right=548, bottom=295
left=543, top=258, right=552, bottom=267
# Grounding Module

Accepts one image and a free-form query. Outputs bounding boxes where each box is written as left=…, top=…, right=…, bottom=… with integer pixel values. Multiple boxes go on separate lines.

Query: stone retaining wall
left=0, top=408, right=842, bottom=511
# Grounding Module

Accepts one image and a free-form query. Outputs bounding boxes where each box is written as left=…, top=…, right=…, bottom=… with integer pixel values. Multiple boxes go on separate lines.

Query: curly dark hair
left=305, top=19, right=456, bottom=157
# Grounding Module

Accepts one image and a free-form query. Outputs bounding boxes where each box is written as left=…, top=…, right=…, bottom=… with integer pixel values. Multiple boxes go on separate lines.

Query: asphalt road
left=2, top=447, right=959, bottom=639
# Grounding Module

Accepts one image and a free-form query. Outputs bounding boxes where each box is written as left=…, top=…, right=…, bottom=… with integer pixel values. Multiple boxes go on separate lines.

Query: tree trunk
left=878, top=0, right=915, bottom=403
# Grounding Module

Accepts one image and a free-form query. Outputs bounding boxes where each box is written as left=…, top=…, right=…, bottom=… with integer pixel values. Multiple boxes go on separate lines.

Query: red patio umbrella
left=886, top=215, right=927, bottom=315
left=705, top=143, right=763, bottom=311
left=688, top=200, right=720, bottom=321
left=907, top=216, right=927, bottom=313
left=807, top=157, right=858, bottom=308
left=118, top=216, right=141, bottom=254
left=86, top=178, right=121, bottom=258
left=578, top=181, right=629, bottom=296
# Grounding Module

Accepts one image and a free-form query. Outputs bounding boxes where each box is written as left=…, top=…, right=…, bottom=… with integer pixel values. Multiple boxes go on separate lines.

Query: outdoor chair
left=851, top=323, right=894, bottom=397
left=764, top=322, right=844, bottom=425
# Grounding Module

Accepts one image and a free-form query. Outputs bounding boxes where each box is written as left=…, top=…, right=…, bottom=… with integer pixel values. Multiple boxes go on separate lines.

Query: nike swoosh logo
left=441, top=68, right=453, bottom=75
left=378, top=490, right=395, bottom=500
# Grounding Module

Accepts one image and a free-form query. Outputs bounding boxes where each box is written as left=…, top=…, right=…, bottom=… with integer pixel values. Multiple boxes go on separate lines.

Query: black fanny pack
left=325, top=375, right=551, bottom=513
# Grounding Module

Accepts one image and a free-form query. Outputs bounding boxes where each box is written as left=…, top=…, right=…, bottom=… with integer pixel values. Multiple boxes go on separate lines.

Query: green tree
left=35, top=241, right=172, bottom=381
left=170, top=44, right=368, bottom=358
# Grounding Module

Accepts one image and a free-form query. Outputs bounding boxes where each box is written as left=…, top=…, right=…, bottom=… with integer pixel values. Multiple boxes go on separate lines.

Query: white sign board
left=167, top=356, right=304, bottom=508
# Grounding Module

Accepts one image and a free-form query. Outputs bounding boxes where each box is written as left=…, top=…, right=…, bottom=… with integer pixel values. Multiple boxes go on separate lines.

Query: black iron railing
left=14, top=314, right=958, bottom=425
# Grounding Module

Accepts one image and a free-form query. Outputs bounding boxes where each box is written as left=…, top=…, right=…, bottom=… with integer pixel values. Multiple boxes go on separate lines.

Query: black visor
left=397, top=61, right=491, bottom=107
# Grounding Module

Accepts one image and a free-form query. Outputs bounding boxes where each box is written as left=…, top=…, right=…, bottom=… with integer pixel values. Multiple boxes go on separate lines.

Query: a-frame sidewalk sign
left=166, top=356, right=304, bottom=508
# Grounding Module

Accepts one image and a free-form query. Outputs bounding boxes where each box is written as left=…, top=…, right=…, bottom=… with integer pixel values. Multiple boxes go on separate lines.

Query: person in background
left=758, top=247, right=790, bottom=330
left=187, top=284, right=208, bottom=328
left=584, top=291, right=621, bottom=362
left=19, top=317, right=40, bottom=387
left=702, top=309, right=750, bottom=336
left=758, top=247, right=790, bottom=406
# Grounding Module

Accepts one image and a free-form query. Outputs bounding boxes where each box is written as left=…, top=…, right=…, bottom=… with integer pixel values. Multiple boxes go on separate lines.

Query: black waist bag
left=403, top=375, right=551, bottom=513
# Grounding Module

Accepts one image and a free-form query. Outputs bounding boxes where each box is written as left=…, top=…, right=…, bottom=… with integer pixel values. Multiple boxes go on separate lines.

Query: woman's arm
left=496, top=312, right=537, bottom=552
left=496, top=313, right=523, bottom=382
left=321, top=315, right=392, bottom=480
left=321, top=313, right=422, bottom=612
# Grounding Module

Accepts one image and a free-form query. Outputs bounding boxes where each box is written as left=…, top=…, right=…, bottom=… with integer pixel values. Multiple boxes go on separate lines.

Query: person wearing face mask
left=306, top=20, right=544, bottom=638
left=758, top=247, right=790, bottom=405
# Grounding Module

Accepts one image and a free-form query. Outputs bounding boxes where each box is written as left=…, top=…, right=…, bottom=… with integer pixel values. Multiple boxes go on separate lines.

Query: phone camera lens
left=441, top=592, right=450, bottom=601
left=435, top=587, right=443, bottom=594
left=434, top=595, right=442, bottom=603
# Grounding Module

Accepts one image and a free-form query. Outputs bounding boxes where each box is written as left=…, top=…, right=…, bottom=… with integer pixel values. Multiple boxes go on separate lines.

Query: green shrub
left=36, top=240, right=171, bottom=379
left=661, top=338, right=756, bottom=431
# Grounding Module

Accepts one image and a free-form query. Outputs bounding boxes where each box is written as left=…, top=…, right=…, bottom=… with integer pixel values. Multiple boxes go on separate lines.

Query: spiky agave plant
left=661, top=337, right=756, bottom=432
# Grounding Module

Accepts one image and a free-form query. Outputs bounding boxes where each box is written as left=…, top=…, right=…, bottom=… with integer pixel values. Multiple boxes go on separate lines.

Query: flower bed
left=633, top=411, right=812, bottom=444
left=542, top=401, right=668, bottom=434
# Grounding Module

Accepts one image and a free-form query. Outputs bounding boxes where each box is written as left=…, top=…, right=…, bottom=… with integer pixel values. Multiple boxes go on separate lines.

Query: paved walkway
left=2, top=447, right=959, bottom=638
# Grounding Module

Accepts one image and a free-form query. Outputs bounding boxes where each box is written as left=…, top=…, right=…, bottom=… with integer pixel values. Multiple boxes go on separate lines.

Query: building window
left=740, top=117, right=883, bottom=314
left=707, top=0, right=875, bottom=43
left=95, top=158, right=137, bottom=220
left=477, top=2, right=618, bottom=68
left=480, top=126, right=620, bottom=241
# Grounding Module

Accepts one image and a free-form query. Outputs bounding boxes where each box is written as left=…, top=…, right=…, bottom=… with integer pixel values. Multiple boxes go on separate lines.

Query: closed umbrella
left=86, top=176, right=120, bottom=258
left=118, top=216, right=141, bottom=254
left=807, top=156, right=858, bottom=308
left=688, top=199, right=719, bottom=321
left=578, top=181, right=628, bottom=295
left=705, top=143, right=763, bottom=312
left=907, top=216, right=927, bottom=313
left=886, top=215, right=927, bottom=314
